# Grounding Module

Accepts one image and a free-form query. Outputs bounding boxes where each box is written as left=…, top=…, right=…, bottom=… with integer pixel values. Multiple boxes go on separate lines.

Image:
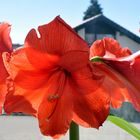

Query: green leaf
left=90, top=56, right=103, bottom=62
left=107, top=115, right=140, bottom=139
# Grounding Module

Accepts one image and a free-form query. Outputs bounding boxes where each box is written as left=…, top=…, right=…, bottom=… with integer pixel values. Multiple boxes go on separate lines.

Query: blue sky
left=0, top=0, right=139, bottom=44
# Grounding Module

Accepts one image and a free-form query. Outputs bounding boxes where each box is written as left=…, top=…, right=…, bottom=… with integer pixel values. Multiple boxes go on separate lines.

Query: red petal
left=25, top=45, right=60, bottom=70
left=22, top=16, right=88, bottom=71
left=0, top=55, right=9, bottom=82
left=25, top=16, right=88, bottom=57
left=73, top=91, right=110, bottom=128
left=90, top=37, right=132, bottom=58
left=0, top=23, right=12, bottom=52
left=59, top=51, right=89, bottom=72
left=38, top=76, right=73, bottom=138
left=90, top=40, right=105, bottom=58
left=93, top=55, right=140, bottom=112
left=3, top=48, right=60, bottom=116
left=71, top=65, right=110, bottom=128
left=0, top=23, right=12, bottom=114
left=4, top=72, right=49, bottom=116
left=0, top=23, right=12, bottom=82
left=0, top=84, right=7, bottom=114
left=3, top=47, right=60, bottom=79
left=4, top=70, right=63, bottom=116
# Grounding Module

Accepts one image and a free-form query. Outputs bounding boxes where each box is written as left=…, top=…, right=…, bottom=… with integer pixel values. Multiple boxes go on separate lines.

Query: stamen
left=47, top=94, right=59, bottom=102
left=46, top=94, right=60, bottom=121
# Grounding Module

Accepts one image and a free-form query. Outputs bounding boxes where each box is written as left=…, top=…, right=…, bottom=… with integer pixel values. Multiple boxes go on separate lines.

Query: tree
left=83, top=0, right=103, bottom=20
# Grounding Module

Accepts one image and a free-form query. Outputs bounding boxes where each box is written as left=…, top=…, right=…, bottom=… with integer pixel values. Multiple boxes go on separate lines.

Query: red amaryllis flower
left=90, top=38, right=140, bottom=111
left=90, top=37, right=132, bottom=58
left=3, top=17, right=110, bottom=138
left=0, top=23, right=12, bottom=114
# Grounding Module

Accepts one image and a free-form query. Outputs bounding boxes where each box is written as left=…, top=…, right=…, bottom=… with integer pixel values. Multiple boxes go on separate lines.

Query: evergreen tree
left=83, top=0, right=103, bottom=20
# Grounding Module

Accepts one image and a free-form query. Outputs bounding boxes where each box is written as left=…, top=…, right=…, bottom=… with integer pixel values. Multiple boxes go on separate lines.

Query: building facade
left=74, top=14, right=140, bottom=52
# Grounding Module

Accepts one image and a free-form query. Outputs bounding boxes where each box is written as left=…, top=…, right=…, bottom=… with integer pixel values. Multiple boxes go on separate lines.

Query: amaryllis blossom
left=3, top=17, right=110, bottom=138
left=90, top=37, right=132, bottom=58
left=0, top=23, right=12, bottom=114
left=90, top=38, right=140, bottom=111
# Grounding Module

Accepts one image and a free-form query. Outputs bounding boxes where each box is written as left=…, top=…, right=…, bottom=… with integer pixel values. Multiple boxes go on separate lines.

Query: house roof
left=74, top=14, right=140, bottom=44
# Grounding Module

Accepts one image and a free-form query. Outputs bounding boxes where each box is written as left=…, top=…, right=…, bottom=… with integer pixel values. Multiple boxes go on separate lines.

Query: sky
left=0, top=0, right=139, bottom=44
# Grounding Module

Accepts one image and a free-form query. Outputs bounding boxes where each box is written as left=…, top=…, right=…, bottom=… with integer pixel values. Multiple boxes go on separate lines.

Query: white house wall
left=77, top=30, right=140, bottom=53
left=116, top=32, right=140, bottom=53
left=77, top=28, right=85, bottom=40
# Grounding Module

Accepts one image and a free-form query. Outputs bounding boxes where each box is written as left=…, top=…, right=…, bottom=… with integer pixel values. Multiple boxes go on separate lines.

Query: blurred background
left=0, top=0, right=140, bottom=139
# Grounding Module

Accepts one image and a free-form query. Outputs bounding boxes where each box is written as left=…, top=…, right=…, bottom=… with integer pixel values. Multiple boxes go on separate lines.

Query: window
left=85, top=33, right=115, bottom=45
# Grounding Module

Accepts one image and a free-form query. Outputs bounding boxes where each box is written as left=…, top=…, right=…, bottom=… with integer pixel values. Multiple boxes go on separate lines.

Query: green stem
left=69, top=122, right=79, bottom=140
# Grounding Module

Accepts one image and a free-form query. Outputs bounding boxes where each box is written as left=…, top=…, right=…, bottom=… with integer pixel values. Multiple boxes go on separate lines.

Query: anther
left=47, top=94, right=59, bottom=102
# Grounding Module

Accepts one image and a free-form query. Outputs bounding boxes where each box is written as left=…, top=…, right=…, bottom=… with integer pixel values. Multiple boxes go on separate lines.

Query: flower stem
left=69, top=121, right=79, bottom=140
